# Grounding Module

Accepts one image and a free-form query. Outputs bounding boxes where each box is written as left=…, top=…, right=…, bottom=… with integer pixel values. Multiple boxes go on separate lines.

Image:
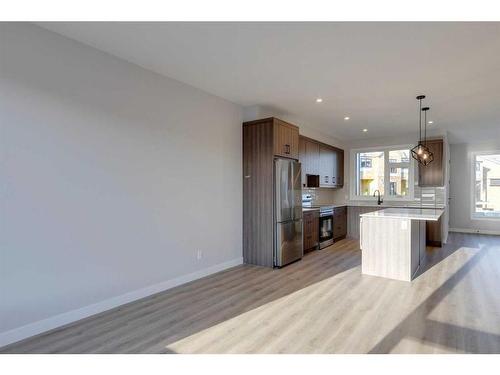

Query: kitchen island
left=360, top=208, right=444, bottom=282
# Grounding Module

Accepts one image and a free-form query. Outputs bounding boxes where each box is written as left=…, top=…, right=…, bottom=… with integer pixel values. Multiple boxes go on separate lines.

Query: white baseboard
left=449, top=227, right=500, bottom=236
left=0, top=257, right=243, bottom=349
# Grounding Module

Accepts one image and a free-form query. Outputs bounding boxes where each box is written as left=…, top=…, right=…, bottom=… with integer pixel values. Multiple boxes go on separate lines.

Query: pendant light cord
left=424, top=108, right=427, bottom=146
left=418, top=98, right=422, bottom=143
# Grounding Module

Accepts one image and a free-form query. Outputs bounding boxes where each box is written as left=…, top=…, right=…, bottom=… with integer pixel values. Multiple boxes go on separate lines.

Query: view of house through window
left=473, top=153, right=500, bottom=219
left=356, top=151, right=384, bottom=196
left=388, top=150, right=410, bottom=197
left=354, top=148, right=411, bottom=199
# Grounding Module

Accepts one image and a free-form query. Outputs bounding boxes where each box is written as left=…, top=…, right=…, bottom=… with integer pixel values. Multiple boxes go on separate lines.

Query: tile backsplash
left=414, top=186, right=446, bottom=207
left=303, top=185, right=446, bottom=208
left=302, top=188, right=344, bottom=205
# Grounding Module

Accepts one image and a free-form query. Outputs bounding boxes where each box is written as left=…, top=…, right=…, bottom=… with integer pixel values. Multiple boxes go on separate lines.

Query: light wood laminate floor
left=2, top=232, right=500, bottom=354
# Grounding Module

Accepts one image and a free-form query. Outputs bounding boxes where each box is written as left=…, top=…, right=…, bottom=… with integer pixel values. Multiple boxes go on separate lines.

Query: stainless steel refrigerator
left=274, top=158, right=303, bottom=267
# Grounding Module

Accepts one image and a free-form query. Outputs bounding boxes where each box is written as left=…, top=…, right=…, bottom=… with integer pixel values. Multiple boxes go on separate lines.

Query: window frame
left=350, top=144, right=415, bottom=201
left=470, top=150, right=500, bottom=221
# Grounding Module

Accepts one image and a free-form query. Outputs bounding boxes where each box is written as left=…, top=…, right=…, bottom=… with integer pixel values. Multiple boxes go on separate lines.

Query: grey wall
left=0, top=23, right=243, bottom=341
left=449, top=142, right=500, bottom=233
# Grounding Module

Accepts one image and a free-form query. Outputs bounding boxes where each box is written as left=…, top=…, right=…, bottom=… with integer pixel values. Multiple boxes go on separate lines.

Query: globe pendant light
left=411, top=95, right=433, bottom=166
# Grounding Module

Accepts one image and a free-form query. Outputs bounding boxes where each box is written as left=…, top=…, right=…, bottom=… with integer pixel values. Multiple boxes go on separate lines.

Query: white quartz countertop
left=347, top=201, right=445, bottom=209
left=302, top=203, right=346, bottom=209
left=360, top=207, right=444, bottom=221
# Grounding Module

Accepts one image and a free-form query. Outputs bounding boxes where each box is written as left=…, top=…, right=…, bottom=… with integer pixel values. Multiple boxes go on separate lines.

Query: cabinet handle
left=359, top=218, right=363, bottom=251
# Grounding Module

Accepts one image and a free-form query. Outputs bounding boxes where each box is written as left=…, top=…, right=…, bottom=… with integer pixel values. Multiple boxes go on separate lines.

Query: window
left=360, top=156, right=372, bottom=168
left=352, top=146, right=413, bottom=200
left=388, top=150, right=410, bottom=198
left=490, top=178, right=500, bottom=187
left=389, top=182, right=397, bottom=195
left=472, top=152, right=500, bottom=219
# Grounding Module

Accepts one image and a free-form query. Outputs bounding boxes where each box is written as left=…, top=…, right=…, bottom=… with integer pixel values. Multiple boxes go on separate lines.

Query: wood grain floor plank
left=2, top=233, right=500, bottom=354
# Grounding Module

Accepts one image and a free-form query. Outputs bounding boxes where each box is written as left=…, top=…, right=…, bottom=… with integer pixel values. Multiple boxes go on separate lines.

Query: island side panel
left=410, top=220, right=420, bottom=279
left=360, top=216, right=412, bottom=282
left=410, top=220, right=426, bottom=279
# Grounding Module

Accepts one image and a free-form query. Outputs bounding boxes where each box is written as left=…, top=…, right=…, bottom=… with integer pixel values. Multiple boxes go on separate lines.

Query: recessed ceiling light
left=344, top=116, right=350, bottom=121
left=428, top=120, right=434, bottom=124
left=363, top=129, right=368, bottom=132
left=316, top=98, right=323, bottom=103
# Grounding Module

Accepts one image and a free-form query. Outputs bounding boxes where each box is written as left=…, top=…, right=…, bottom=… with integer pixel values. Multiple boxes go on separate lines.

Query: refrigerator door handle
left=292, top=161, right=303, bottom=220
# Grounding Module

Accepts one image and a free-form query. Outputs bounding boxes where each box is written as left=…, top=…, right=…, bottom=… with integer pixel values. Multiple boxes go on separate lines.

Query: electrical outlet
left=197, top=250, right=203, bottom=260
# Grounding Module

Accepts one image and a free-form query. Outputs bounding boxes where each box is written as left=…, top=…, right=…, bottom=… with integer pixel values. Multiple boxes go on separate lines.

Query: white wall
left=449, top=142, right=500, bottom=234
left=0, top=23, right=243, bottom=345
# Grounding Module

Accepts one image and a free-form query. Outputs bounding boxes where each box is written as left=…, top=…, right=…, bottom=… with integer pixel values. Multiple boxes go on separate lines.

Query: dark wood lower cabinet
left=333, top=206, right=347, bottom=240
left=303, top=210, right=319, bottom=253
left=303, top=206, right=347, bottom=254
left=426, top=217, right=442, bottom=247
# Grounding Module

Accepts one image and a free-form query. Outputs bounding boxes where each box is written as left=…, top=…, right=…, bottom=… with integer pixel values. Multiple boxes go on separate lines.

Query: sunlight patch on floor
left=391, top=336, right=465, bottom=354
left=165, top=268, right=356, bottom=353
left=418, top=246, right=480, bottom=281
left=165, top=242, right=494, bottom=354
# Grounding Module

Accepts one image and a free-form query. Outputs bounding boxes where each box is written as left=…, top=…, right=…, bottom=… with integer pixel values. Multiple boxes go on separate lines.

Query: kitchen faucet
left=373, top=190, right=383, bottom=205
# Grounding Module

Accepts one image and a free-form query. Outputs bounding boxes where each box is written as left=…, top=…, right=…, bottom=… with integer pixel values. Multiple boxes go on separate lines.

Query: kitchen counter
left=302, top=203, right=346, bottom=211
left=360, top=208, right=444, bottom=221
left=347, top=201, right=445, bottom=209
left=302, top=207, right=320, bottom=212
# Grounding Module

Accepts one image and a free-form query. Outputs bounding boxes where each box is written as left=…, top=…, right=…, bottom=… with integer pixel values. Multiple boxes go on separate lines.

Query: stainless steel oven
left=319, top=206, right=334, bottom=249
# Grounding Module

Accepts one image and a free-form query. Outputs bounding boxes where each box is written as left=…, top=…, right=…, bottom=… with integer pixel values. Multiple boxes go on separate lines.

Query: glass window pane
left=389, top=149, right=410, bottom=163
left=474, top=154, right=500, bottom=218
left=357, top=151, right=384, bottom=196
left=389, top=167, right=409, bottom=197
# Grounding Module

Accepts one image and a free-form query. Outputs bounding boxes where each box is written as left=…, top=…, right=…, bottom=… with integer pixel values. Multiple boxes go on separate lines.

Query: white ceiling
left=38, top=22, right=500, bottom=143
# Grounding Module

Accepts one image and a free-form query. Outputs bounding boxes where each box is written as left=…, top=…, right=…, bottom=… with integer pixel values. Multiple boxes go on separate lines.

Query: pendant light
left=411, top=95, right=433, bottom=166
left=420, top=106, right=434, bottom=166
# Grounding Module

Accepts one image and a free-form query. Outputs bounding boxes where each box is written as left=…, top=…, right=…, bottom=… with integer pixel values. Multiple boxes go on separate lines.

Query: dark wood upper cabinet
left=419, top=139, right=444, bottom=187
left=299, top=137, right=320, bottom=187
left=306, top=139, right=320, bottom=175
left=319, top=144, right=335, bottom=187
left=273, top=118, right=299, bottom=160
left=299, top=135, right=344, bottom=188
left=334, top=146, right=344, bottom=187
